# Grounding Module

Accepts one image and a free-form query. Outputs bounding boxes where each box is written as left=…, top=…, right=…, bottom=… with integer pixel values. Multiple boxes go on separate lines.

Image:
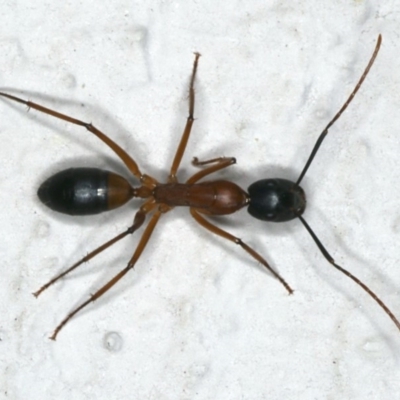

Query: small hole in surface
left=103, top=331, right=123, bottom=352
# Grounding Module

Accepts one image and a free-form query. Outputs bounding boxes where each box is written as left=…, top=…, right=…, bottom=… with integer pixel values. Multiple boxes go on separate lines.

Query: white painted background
left=1, top=1, right=399, bottom=399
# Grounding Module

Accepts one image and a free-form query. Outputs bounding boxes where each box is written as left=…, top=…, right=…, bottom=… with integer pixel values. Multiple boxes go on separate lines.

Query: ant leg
left=190, top=208, right=293, bottom=294
left=34, top=199, right=157, bottom=297
left=50, top=207, right=164, bottom=340
left=298, top=215, right=400, bottom=333
left=169, top=52, right=201, bottom=182
left=0, top=92, right=144, bottom=180
left=187, top=157, right=236, bottom=184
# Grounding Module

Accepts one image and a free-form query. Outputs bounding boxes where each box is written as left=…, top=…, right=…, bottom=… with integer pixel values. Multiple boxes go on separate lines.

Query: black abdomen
left=38, top=168, right=133, bottom=215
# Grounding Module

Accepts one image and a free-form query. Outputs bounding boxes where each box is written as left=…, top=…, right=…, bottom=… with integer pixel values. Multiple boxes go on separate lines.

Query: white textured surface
left=1, top=1, right=400, bottom=399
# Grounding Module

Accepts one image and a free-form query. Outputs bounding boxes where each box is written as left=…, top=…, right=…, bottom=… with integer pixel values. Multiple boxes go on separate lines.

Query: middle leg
left=169, top=52, right=201, bottom=182
left=33, top=199, right=157, bottom=297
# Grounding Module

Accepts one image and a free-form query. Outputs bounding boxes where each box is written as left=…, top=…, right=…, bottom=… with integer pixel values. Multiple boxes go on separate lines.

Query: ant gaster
left=1, top=35, right=397, bottom=341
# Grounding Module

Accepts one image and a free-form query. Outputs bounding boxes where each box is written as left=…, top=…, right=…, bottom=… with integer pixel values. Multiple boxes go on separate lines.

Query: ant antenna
left=296, top=35, right=382, bottom=186
left=292, top=36, right=400, bottom=333
left=297, top=215, right=400, bottom=332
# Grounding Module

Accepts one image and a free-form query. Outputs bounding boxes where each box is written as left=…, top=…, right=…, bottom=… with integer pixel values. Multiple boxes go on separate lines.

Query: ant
left=1, top=34, right=398, bottom=341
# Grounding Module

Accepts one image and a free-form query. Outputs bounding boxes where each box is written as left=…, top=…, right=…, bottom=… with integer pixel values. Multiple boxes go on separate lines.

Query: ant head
left=247, top=178, right=306, bottom=222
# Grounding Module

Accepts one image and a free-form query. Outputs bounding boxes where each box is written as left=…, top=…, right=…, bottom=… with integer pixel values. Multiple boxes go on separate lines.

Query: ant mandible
left=1, top=35, right=398, bottom=341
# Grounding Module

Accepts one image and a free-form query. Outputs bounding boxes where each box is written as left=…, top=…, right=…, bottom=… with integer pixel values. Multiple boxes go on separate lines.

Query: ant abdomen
left=38, top=168, right=134, bottom=216
left=247, top=178, right=306, bottom=222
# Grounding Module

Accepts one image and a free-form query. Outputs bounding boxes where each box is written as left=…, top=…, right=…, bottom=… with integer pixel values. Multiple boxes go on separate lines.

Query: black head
left=247, top=178, right=306, bottom=222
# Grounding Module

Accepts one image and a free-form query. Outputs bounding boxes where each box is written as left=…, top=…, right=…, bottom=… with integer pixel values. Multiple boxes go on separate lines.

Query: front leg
left=190, top=208, right=293, bottom=294
left=187, top=157, right=236, bottom=184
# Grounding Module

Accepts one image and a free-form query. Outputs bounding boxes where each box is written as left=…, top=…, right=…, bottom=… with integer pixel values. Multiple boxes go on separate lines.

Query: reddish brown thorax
left=153, top=180, right=249, bottom=215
